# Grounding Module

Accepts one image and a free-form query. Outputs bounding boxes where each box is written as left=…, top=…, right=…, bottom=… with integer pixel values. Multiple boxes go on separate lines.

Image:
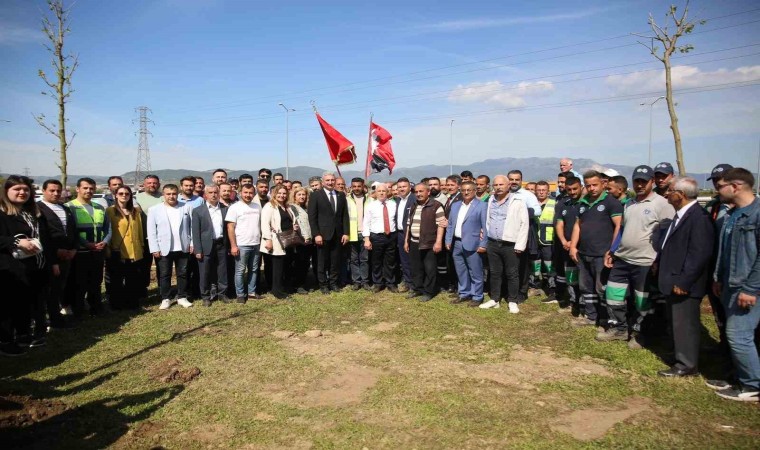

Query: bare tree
left=634, top=1, right=704, bottom=176
left=34, top=0, right=78, bottom=189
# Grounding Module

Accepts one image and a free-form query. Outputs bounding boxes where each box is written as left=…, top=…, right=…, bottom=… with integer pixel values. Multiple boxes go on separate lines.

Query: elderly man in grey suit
left=148, top=184, right=194, bottom=310
left=192, top=185, right=229, bottom=307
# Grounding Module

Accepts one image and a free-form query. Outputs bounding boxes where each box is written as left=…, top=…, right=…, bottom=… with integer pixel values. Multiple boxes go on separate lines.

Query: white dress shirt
left=363, top=199, right=397, bottom=234
left=662, top=200, right=697, bottom=246
left=207, top=202, right=224, bottom=239
left=166, top=204, right=184, bottom=252
left=454, top=200, right=472, bottom=238
left=396, top=194, right=410, bottom=229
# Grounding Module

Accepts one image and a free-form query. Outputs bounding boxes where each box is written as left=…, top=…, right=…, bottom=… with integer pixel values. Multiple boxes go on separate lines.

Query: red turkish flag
left=365, top=121, right=396, bottom=178
left=316, top=113, right=356, bottom=166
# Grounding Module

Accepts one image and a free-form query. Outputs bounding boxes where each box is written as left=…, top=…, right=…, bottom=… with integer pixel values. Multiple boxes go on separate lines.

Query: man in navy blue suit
left=445, top=181, right=488, bottom=307
left=657, top=176, right=714, bottom=377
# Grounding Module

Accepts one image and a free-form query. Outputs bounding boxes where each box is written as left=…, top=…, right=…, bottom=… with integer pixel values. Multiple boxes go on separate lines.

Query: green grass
left=1, top=289, right=758, bottom=449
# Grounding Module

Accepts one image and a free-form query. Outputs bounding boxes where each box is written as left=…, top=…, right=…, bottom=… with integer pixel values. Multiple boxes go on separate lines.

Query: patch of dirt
left=263, top=365, right=384, bottom=408
left=363, top=310, right=377, bottom=318
left=527, top=312, right=550, bottom=324
left=303, top=330, right=323, bottom=338
left=150, top=358, right=202, bottom=383
left=254, top=412, right=275, bottom=422
left=284, top=332, right=389, bottom=359
left=550, top=397, right=652, bottom=441
left=0, top=395, right=69, bottom=428
left=369, top=322, right=400, bottom=332
left=187, top=423, right=234, bottom=443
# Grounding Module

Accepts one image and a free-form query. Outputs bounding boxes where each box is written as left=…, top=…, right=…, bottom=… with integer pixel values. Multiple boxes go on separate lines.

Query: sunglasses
left=117, top=192, right=131, bottom=196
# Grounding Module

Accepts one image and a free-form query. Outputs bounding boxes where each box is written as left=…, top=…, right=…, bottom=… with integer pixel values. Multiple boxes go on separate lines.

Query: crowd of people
left=1, top=159, right=759, bottom=403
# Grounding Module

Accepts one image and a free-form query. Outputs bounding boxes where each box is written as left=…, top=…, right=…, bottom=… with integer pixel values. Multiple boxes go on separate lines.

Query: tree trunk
left=663, top=53, right=686, bottom=175
left=56, top=9, right=68, bottom=189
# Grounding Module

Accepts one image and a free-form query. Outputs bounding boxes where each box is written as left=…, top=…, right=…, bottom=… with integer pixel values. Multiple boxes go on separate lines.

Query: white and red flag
left=365, top=120, right=396, bottom=178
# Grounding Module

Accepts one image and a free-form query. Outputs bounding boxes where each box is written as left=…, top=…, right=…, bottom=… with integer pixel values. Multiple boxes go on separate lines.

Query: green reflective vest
left=346, top=194, right=369, bottom=242
left=538, top=199, right=556, bottom=246
left=67, top=199, right=107, bottom=247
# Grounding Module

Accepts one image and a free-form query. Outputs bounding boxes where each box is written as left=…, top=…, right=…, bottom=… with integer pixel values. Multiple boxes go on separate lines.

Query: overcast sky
left=1, top=0, right=758, bottom=177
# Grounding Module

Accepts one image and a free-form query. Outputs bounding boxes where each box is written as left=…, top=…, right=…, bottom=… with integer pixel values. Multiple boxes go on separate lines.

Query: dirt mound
left=150, top=358, right=202, bottom=383
left=550, top=397, right=653, bottom=441
left=0, top=395, right=69, bottom=428
left=368, top=322, right=400, bottom=332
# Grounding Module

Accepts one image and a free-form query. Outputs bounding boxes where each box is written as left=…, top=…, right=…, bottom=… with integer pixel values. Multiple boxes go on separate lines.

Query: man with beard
left=569, top=171, right=623, bottom=328
left=534, top=181, right=557, bottom=302
left=440, top=175, right=462, bottom=294
left=219, top=183, right=235, bottom=207
left=178, top=176, right=203, bottom=209
left=599, top=166, right=674, bottom=346
left=347, top=178, right=370, bottom=290
left=427, top=177, right=448, bottom=205
left=103, top=176, right=123, bottom=207
left=394, top=177, right=414, bottom=292
left=507, top=170, right=541, bottom=301
left=135, top=174, right=163, bottom=297
left=476, top=175, right=491, bottom=202
left=555, top=177, right=583, bottom=313
left=194, top=177, right=206, bottom=197
left=308, top=172, right=350, bottom=294
left=335, top=177, right=347, bottom=194
left=212, top=169, right=228, bottom=186
left=653, top=162, right=675, bottom=197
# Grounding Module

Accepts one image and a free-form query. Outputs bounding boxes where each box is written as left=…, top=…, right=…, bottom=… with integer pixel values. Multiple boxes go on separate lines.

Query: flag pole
left=365, top=112, right=374, bottom=180
left=311, top=100, right=344, bottom=178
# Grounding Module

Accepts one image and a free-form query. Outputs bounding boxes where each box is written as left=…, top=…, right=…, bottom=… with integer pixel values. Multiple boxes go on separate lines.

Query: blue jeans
left=723, top=287, right=760, bottom=389
left=235, top=245, right=260, bottom=297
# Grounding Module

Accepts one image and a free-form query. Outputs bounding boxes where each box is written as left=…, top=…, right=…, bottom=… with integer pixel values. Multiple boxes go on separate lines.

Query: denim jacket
left=714, top=198, right=760, bottom=296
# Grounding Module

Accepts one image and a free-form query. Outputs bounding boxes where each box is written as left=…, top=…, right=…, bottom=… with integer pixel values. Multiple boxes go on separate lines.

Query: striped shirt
left=409, top=201, right=444, bottom=241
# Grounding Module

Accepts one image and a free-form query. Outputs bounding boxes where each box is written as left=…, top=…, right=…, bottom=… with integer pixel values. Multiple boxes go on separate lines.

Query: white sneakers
left=160, top=298, right=193, bottom=310
left=478, top=300, right=520, bottom=313
left=60, top=306, right=74, bottom=316
left=479, top=300, right=500, bottom=309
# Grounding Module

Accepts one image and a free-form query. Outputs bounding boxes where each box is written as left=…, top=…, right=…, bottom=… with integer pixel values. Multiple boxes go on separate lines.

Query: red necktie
left=382, top=201, right=390, bottom=234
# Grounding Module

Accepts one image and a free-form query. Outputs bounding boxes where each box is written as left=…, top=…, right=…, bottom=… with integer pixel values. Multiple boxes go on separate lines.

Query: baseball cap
left=602, top=168, right=620, bottom=178
left=654, top=162, right=674, bottom=175
left=632, top=165, right=654, bottom=181
left=707, top=163, right=733, bottom=181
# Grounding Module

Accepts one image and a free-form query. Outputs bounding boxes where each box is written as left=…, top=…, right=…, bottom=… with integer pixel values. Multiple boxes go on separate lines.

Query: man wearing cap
left=653, top=162, right=675, bottom=197
left=598, top=165, right=674, bottom=344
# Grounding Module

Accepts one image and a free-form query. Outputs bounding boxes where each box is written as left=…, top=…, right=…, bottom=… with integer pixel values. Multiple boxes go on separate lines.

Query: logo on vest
left=597, top=204, right=606, bottom=212
left=562, top=210, right=567, bottom=216
left=643, top=208, right=651, bottom=215
left=579, top=207, right=586, bottom=214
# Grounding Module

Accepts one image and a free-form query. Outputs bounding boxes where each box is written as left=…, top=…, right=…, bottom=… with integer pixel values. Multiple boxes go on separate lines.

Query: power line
left=161, top=46, right=760, bottom=126
left=165, top=11, right=760, bottom=114
left=155, top=80, right=760, bottom=138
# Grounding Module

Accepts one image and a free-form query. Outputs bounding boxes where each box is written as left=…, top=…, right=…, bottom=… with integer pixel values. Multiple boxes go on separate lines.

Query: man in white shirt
left=507, top=170, right=542, bottom=302
left=147, top=184, right=194, bottom=310
left=363, top=185, right=399, bottom=293
left=395, top=178, right=414, bottom=291
left=192, top=185, right=230, bottom=306
left=226, top=184, right=262, bottom=302
left=348, top=178, right=370, bottom=289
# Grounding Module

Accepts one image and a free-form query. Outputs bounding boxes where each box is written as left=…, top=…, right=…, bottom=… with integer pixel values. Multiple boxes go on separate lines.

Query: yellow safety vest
left=346, top=194, right=369, bottom=242
left=538, top=199, right=556, bottom=245
left=67, top=199, right=107, bottom=247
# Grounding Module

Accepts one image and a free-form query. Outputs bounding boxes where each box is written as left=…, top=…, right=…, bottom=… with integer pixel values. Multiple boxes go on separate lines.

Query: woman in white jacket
left=289, top=187, right=312, bottom=294
left=261, top=186, right=299, bottom=299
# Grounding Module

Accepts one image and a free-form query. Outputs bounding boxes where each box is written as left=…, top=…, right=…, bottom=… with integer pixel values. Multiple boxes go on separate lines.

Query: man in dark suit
left=657, top=176, right=715, bottom=377
left=395, top=178, right=414, bottom=292
left=308, top=172, right=350, bottom=293
left=192, top=185, right=230, bottom=307
left=37, top=179, right=78, bottom=328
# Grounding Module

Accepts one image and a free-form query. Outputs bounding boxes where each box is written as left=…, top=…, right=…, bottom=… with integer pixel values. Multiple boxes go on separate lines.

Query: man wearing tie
left=308, top=171, right=350, bottom=294
left=192, top=185, right=230, bottom=307
left=445, top=181, right=488, bottom=307
left=363, top=185, right=399, bottom=293
left=394, top=178, right=414, bottom=292
left=657, top=177, right=714, bottom=377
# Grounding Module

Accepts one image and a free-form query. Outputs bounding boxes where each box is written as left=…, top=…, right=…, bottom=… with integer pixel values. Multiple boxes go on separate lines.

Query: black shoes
left=387, top=285, right=398, bottom=293
left=406, top=291, right=422, bottom=299
left=320, top=287, right=330, bottom=294
left=419, top=295, right=433, bottom=302
left=352, top=284, right=362, bottom=291
left=0, top=342, right=27, bottom=356
left=657, top=366, right=698, bottom=378
left=372, top=285, right=383, bottom=293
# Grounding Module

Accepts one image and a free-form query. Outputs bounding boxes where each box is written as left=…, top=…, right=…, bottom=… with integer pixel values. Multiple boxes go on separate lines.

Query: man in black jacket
left=192, top=185, right=230, bottom=307
left=37, top=179, right=78, bottom=328
left=307, top=172, right=350, bottom=294
left=657, top=176, right=715, bottom=377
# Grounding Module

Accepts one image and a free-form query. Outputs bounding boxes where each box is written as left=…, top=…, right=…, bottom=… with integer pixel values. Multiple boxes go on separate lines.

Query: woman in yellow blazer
left=105, top=186, right=145, bottom=309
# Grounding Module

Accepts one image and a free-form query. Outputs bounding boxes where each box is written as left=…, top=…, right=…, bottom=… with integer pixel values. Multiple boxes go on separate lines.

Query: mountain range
left=9, top=157, right=715, bottom=187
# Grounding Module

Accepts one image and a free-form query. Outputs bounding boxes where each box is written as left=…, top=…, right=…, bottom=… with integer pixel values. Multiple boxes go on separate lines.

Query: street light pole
left=449, top=119, right=455, bottom=176
left=641, top=96, right=665, bottom=166
left=278, top=103, right=295, bottom=179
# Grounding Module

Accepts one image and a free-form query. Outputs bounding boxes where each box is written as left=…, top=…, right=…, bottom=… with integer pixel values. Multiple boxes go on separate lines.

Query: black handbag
left=276, top=229, right=305, bottom=249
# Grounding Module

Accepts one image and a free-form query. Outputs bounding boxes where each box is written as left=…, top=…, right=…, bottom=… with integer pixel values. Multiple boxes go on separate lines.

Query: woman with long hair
left=289, top=187, right=312, bottom=294
left=261, top=185, right=299, bottom=299
left=0, top=175, right=52, bottom=355
left=105, top=185, right=145, bottom=310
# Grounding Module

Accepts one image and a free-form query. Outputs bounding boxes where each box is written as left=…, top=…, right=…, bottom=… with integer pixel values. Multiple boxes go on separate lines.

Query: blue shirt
left=513, top=188, right=541, bottom=217
left=179, top=195, right=204, bottom=209
left=487, top=195, right=510, bottom=240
